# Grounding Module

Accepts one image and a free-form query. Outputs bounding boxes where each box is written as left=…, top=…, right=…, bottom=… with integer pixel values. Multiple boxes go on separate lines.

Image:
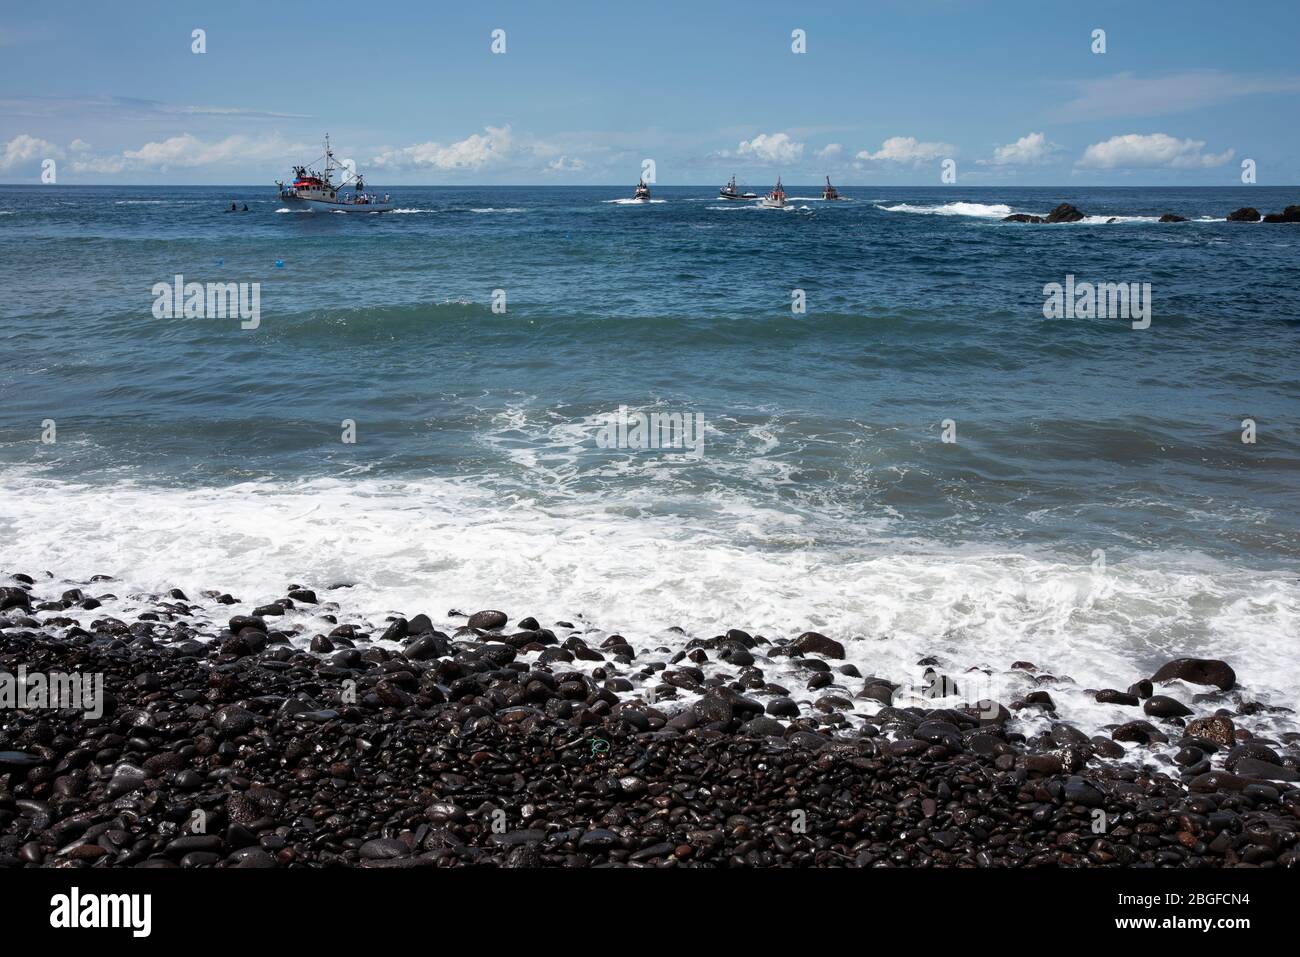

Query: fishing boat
left=822, top=176, right=840, bottom=201
left=718, top=175, right=755, bottom=201
left=759, top=176, right=787, bottom=209
left=275, top=135, right=395, bottom=213
left=633, top=178, right=651, bottom=201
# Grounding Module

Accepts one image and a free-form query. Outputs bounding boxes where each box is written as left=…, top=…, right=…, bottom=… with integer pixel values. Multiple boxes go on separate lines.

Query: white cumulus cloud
left=1, top=133, right=61, bottom=170
left=544, top=155, right=585, bottom=174
left=370, top=126, right=513, bottom=171
left=1077, top=132, right=1234, bottom=169
left=736, top=132, right=804, bottom=164
left=982, top=132, right=1060, bottom=166
left=857, top=136, right=954, bottom=165
left=69, top=133, right=299, bottom=174
left=815, top=143, right=843, bottom=159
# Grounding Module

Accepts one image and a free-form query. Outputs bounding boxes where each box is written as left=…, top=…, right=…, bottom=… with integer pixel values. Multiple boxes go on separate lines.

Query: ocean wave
left=470, top=207, right=525, bottom=213
left=879, top=201, right=1018, bottom=218
left=1, top=469, right=1296, bottom=740
left=604, top=198, right=667, bottom=205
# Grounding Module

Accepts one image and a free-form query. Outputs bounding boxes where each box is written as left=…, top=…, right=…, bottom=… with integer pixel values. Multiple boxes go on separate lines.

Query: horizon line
left=2, top=183, right=1293, bottom=189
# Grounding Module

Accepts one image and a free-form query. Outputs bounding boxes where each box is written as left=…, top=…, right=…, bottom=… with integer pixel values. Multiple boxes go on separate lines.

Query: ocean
left=2, top=183, right=1298, bottom=736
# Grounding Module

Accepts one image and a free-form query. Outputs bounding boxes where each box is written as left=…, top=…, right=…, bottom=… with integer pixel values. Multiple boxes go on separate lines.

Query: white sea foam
left=1079, top=215, right=1161, bottom=224
left=880, top=203, right=1224, bottom=224
left=470, top=207, right=525, bottom=213
left=604, top=198, right=667, bottom=205
left=879, top=202, right=1019, bottom=218
left=1, top=469, right=1295, bottom=741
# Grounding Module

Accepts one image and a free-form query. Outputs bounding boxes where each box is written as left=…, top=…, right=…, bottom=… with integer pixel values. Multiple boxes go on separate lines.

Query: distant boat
left=718, top=175, right=756, bottom=201
left=759, top=176, right=787, bottom=209
left=633, top=178, right=651, bottom=201
left=822, top=176, right=840, bottom=201
left=276, top=135, right=395, bottom=213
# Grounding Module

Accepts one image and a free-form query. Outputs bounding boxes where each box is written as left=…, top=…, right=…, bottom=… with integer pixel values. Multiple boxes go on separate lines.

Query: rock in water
left=1044, top=203, right=1085, bottom=223
left=0, top=587, right=32, bottom=610
left=1002, top=213, right=1043, bottom=223
left=1185, top=715, right=1235, bottom=746
left=1262, top=204, right=1300, bottom=223
left=1150, top=658, right=1236, bottom=691
left=1225, top=207, right=1261, bottom=222
left=467, top=610, right=508, bottom=630
left=1144, top=695, right=1193, bottom=718
left=790, top=631, right=846, bottom=659
left=1158, top=214, right=1187, bottom=222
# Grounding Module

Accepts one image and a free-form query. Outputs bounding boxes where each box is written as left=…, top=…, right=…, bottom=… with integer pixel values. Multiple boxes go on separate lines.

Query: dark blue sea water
left=1, top=184, right=1298, bottom=727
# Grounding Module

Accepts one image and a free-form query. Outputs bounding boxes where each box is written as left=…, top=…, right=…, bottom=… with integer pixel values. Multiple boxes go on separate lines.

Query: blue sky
left=2, top=0, right=1297, bottom=185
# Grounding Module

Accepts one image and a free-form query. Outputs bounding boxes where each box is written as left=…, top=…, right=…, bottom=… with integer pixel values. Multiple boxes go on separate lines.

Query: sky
left=1, top=0, right=1297, bottom=185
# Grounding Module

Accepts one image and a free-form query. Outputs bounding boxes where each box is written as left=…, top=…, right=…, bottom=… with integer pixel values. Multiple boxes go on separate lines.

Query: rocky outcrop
left=1262, top=204, right=1300, bottom=223
left=1044, top=203, right=1085, bottom=223
left=1226, top=207, right=1261, bottom=222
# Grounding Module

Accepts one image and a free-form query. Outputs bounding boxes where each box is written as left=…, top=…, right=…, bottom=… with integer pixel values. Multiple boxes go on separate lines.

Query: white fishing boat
left=759, top=176, right=787, bottom=209
left=718, top=175, right=755, bottom=201
left=822, top=176, right=840, bottom=201
left=276, top=135, right=395, bottom=213
left=633, top=178, right=651, bottom=201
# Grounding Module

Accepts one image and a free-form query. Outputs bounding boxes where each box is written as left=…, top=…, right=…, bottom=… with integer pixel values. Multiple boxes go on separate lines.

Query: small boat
left=718, top=175, right=756, bottom=201
left=822, top=176, right=840, bottom=201
left=633, top=178, right=651, bottom=201
left=759, top=176, right=787, bottom=209
left=276, top=135, right=395, bottom=213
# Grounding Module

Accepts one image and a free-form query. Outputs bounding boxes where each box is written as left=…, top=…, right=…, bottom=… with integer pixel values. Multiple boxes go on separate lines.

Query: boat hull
left=302, top=199, right=395, bottom=213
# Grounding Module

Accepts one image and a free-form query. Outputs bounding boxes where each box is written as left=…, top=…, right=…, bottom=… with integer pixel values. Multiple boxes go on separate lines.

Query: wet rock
left=1127, top=679, right=1154, bottom=699
left=790, top=631, right=845, bottom=659
left=360, top=838, right=410, bottom=860
left=1185, top=715, right=1234, bottom=746
left=1112, top=720, right=1165, bottom=744
left=1063, top=776, right=1106, bottom=807
left=1262, top=205, right=1300, bottom=223
left=1232, top=757, right=1298, bottom=782
left=0, top=587, right=32, bottom=611
left=213, top=705, right=258, bottom=736
left=1144, top=695, right=1193, bottom=718
left=1095, top=689, right=1139, bottom=706
left=1158, top=214, right=1187, bottom=222
left=1225, top=207, right=1261, bottom=222
left=1044, top=203, right=1085, bottom=223
left=467, top=610, right=508, bottom=630
left=1150, top=657, right=1236, bottom=691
